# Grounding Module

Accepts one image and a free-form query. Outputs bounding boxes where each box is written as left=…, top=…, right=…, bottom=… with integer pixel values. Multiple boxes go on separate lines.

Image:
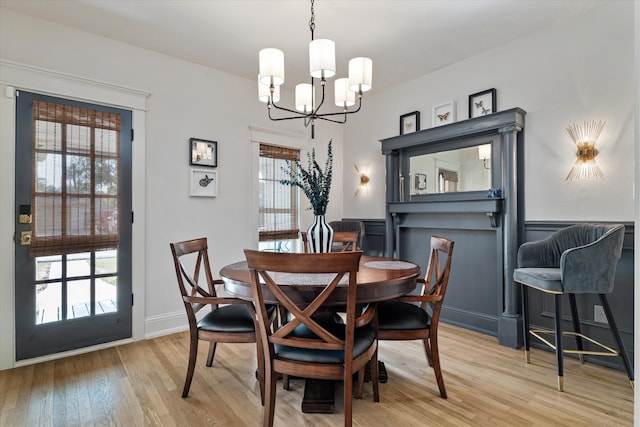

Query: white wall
left=0, top=9, right=344, bottom=369
left=342, top=2, right=635, bottom=222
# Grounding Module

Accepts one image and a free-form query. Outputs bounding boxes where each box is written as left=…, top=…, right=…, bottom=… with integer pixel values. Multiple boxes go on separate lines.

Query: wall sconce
left=478, top=144, right=491, bottom=169
left=565, top=120, right=605, bottom=181
left=354, top=163, right=370, bottom=196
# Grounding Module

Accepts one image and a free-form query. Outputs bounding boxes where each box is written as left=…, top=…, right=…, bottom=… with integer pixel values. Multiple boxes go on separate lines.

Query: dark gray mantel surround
left=380, top=108, right=526, bottom=348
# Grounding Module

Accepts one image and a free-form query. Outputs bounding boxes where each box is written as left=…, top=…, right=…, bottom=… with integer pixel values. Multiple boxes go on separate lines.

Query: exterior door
left=14, top=91, right=132, bottom=360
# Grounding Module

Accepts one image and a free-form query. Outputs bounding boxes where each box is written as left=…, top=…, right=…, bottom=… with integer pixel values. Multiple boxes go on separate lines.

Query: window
left=259, top=144, right=300, bottom=249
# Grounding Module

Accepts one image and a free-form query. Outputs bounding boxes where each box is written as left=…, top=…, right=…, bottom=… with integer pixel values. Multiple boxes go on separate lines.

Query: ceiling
left=1, top=0, right=607, bottom=93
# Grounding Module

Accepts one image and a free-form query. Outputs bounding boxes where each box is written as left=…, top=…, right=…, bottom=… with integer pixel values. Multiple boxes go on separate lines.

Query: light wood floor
left=0, top=323, right=633, bottom=426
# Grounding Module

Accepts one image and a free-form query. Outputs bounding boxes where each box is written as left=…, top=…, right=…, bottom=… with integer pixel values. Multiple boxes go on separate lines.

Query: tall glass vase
left=306, top=215, right=334, bottom=253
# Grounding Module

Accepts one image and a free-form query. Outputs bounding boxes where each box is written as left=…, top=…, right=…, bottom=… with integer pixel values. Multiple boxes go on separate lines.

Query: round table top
left=220, top=255, right=420, bottom=306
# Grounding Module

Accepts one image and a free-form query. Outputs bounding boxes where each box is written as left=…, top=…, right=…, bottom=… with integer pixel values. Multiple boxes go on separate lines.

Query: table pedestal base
left=302, top=379, right=335, bottom=413
left=300, top=361, right=388, bottom=413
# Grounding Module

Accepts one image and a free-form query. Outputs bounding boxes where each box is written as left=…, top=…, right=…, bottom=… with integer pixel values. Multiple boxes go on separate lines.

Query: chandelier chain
left=309, top=0, right=315, bottom=39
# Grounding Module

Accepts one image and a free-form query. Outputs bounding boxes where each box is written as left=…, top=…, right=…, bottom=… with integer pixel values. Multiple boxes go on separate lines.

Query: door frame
left=0, top=61, right=150, bottom=369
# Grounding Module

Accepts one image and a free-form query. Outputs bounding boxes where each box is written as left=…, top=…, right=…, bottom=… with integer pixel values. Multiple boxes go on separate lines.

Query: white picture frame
left=190, top=169, right=218, bottom=197
left=432, top=101, right=456, bottom=127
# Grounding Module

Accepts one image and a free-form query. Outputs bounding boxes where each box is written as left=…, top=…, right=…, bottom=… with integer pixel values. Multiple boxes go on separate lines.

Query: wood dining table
left=219, top=254, right=420, bottom=413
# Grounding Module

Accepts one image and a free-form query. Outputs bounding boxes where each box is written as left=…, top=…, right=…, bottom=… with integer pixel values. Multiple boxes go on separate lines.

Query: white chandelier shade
left=348, top=57, right=373, bottom=93
left=259, top=48, right=285, bottom=86
left=295, top=83, right=315, bottom=113
left=309, top=38, right=336, bottom=79
left=334, top=78, right=355, bottom=108
left=258, top=77, right=280, bottom=103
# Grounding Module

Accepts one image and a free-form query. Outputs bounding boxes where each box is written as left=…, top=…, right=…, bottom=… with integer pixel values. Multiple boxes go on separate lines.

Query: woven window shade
left=29, top=100, right=121, bottom=257
left=259, top=144, right=300, bottom=241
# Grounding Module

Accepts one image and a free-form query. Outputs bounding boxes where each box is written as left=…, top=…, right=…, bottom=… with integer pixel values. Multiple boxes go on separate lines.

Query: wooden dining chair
left=332, top=231, right=360, bottom=252
left=170, top=238, right=276, bottom=400
left=375, top=236, right=455, bottom=398
left=301, top=230, right=360, bottom=253
left=329, top=220, right=365, bottom=251
left=244, top=249, right=379, bottom=427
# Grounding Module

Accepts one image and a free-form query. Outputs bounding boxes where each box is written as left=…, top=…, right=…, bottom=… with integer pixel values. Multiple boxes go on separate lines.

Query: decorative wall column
left=498, top=124, right=524, bottom=348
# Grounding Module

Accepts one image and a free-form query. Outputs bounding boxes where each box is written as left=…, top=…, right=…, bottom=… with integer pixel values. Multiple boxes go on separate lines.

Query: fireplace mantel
left=380, top=108, right=526, bottom=347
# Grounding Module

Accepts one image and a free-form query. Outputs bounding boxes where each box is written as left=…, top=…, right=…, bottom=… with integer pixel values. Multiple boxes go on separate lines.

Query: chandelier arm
left=269, top=100, right=309, bottom=116
left=316, top=115, right=347, bottom=124
left=268, top=110, right=313, bottom=122
left=267, top=96, right=362, bottom=123
left=314, top=97, right=362, bottom=119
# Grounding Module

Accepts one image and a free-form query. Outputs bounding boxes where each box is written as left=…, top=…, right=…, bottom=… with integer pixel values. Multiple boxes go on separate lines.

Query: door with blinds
left=14, top=91, right=132, bottom=360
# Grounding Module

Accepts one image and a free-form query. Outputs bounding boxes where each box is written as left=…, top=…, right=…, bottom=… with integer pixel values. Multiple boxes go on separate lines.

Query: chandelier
left=258, top=0, right=372, bottom=138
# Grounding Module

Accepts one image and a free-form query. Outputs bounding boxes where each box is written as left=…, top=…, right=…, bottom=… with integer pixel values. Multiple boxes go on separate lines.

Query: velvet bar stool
left=513, top=224, right=633, bottom=391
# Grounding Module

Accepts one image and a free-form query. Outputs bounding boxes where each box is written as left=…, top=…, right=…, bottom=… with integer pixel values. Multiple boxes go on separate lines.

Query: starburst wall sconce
left=565, top=120, right=605, bottom=181
left=354, top=163, right=370, bottom=196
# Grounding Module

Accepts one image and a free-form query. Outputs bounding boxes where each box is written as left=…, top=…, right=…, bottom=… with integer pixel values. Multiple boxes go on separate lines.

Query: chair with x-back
left=244, top=249, right=379, bottom=427
left=329, top=220, right=365, bottom=251
left=375, top=236, right=455, bottom=398
left=170, top=237, right=276, bottom=400
left=301, top=230, right=360, bottom=253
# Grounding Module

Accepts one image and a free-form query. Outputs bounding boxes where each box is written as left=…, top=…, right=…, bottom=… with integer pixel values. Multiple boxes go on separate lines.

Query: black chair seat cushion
left=377, top=301, right=431, bottom=331
left=275, top=324, right=375, bottom=364
left=513, top=267, right=562, bottom=293
left=198, top=304, right=275, bottom=333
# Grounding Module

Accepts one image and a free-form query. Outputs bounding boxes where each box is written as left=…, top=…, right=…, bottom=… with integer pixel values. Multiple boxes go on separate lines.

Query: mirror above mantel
left=409, top=144, right=492, bottom=196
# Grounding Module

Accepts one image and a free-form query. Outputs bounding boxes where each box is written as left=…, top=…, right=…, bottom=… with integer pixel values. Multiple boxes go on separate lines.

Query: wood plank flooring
left=0, top=323, right=633, bottom=426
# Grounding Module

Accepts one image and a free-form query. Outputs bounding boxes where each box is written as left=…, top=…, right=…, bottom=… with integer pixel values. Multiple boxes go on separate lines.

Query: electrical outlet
left=594, top=305, right=608, bottom=324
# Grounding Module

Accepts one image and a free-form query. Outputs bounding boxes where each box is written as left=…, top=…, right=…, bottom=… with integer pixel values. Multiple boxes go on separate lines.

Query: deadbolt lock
left=19, top=214, right=32, bottom=224
left=20, top=231, right=32, bottom=245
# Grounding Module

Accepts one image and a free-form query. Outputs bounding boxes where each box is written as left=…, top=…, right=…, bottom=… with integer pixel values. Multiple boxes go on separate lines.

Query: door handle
left=20, top=231, right=32, bottom=245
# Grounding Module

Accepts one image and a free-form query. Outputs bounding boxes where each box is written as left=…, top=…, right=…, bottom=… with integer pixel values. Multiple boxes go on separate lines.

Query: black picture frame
left=468, top=88, right=497, bottom=119
left=400, top=111, right=420, bottom=135
left=189, top=137, right=217, bottom=168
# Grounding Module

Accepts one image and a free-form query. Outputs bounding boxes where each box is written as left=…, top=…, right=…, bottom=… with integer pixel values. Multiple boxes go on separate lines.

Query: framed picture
left=432, top=101, right=456, bottom=127
left=414, top=173, right=427, bottom=191
left=189, top=137, right=217, bottom=167
left=400, top=111, right=420, bottom=135
left=190, top=169, right=218, bottom=197
left=468, top=88, right=496, bottom=118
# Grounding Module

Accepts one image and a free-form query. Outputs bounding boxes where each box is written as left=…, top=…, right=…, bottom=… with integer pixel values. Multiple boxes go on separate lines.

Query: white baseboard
left=144, top=310, right=189, bottom=339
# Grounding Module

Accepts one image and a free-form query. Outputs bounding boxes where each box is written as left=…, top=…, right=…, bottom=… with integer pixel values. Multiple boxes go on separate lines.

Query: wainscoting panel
left=397, top=224, right=502, bottom=336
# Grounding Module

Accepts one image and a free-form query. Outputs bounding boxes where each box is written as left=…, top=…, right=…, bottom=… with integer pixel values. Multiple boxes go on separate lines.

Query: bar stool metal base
left=529, top=328, right=621, bottom=358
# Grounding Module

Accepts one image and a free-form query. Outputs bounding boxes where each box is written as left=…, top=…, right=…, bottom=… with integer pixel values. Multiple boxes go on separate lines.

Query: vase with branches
left=280, top=140, right=334, bottom=252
